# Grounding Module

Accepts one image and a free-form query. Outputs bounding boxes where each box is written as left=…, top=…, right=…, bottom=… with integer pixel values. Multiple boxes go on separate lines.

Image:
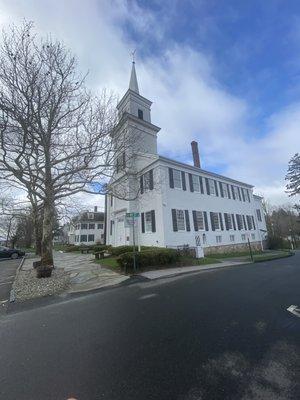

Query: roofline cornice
left=137, top=155, right=254, bottom=188
left=117, top=89, right=152, bottom=110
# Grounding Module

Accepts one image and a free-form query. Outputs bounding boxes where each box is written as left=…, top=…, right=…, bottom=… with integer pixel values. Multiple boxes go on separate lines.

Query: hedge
left=117, top=248, right=180, bottom=270
left=109, top=245, right=167, bottom=256
left=267, top=236, right=291, bottom=250
left=93, top=244, right=111, bottom=253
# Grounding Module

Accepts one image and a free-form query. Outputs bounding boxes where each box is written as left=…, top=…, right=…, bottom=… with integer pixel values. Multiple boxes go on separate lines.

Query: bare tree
left=0, top=22, right=129, bottom=273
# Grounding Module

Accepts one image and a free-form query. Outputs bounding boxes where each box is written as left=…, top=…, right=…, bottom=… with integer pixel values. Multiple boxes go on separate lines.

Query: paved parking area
left=0, top=259, right=19, bottom=307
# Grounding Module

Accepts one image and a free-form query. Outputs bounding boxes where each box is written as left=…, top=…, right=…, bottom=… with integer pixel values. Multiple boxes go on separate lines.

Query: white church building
left=106, top=62, right=267, bottom=254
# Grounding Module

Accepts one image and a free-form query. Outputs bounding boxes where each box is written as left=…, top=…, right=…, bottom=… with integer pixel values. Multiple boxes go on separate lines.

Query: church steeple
left=129, top=61, right=139, bottom=93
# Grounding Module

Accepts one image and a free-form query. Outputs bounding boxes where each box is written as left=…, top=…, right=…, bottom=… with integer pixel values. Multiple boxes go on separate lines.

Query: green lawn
left=94, top=254, right=220, bottom=274
left=207, top=250, right=264, bottom=259
left=94, top=256, right=120, bottom=271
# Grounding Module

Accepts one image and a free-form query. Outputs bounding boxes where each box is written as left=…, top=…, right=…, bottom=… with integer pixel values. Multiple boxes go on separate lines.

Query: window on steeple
left=138, top=109, right=143, bottom=120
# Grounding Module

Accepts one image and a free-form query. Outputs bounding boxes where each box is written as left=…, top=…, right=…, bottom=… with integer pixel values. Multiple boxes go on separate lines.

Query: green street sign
left=126, top=212, right=140, bottom=218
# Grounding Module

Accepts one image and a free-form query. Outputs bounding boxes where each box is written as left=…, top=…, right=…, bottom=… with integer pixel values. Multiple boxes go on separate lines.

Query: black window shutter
left=188, top=173, right=194, bottom=192
left=185, top=210, right=190, bottom=231
left=169, top=168, right=174, bottom=188
left=151, top=210, right=156, bottom=232
left=171, top=209, right=178, bottom=231
left=140, top=176, right=144, bottom=194
left=236, top=214, right=241, bottom=230
left=252, top=216, right=256, bottom=230
left=122, top=152, right=126, bottom=168
left=219, top=213, right=224, bottom=230
left=141, top=213, right=145, bottom=233
left=192, top=210, right=198, bottom=231
left=247, top=215, right=251, bottom=230
left=224, top=213, right=229, bottom=230
left=237, top=187, right=242, bottom=201
left=242, top=215, right=247, bottom=229
left=199, top=177, right=204, bottom=194
left=232, top=214, right=236, bottom=230
left=227, top=184, right=231, bottom=199
left=210, top=212, right=215, bottom=231
left=204, top=212, right=209, bottom=231
left=181, top=172, right=186, bottom=191
left=214, top=180, right=219, bottom=196
left=231, top=185, right=236, bottom=200
left=205, top=178, right=210, bottom=195
left=219, top=182, right=224, bottom=197
left=149, top=169, right=154, bottom=190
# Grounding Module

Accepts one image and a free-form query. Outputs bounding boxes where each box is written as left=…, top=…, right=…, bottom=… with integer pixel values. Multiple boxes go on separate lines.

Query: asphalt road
left=0, top=253, right=299, bottom=400
left=0, top=259, right=19, bottom=304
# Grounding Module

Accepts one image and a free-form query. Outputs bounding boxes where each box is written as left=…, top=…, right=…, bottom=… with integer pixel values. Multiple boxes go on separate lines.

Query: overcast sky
left=0, top=0, right=299, bottom=210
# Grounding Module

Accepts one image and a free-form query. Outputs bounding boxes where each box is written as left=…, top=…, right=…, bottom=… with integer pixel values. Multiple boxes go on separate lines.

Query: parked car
left=0, top=246, right=25, bottom=259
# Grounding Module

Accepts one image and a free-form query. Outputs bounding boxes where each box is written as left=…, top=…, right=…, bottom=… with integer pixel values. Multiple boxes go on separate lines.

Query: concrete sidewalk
left=138, top=260, right=250, bottom=280
left=14, top=251, right=129, bottom=301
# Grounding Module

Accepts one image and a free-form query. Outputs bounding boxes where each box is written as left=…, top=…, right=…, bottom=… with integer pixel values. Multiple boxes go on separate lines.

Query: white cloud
left=0, top=0, right=298, bottom=207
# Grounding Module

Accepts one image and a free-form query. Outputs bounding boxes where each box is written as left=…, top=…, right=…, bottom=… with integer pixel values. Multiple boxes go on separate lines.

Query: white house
left=68, top=207, right=105, bottom=245
left=106, top=62, right=267, bottom=254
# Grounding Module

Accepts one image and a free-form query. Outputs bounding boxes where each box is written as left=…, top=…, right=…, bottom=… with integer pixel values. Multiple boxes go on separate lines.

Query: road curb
left=9, top=256, right=25, bottom=303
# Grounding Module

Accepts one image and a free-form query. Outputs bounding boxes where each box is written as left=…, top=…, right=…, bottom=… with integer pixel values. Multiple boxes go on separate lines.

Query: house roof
left=138, top=155, right=254, bottom=188
left=73, top=211, right=104, bottom=223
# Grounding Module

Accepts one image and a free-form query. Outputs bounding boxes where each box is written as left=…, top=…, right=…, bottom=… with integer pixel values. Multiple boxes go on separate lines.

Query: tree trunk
left=32, top=207, right=42, bottom=255
left=41, top=199, right=54, bottom=267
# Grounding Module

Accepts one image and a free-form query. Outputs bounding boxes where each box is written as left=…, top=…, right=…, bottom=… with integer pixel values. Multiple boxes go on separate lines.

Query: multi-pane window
left=89, top=223, right=95, bottom=229
left=230, top=234, right=235, bottom=242
left=173, top=169, right=182, bottom=189
left=145, top=211, right=152, bottom=232
left=236, top=215, right=243, bottom=230
left=195, top=211, right=204, bottom=230
left=246, top=215, right=253, bottom=230
left=216, top=235, right=222, bottom=243
left=222, top=183, right=228, bottom=198
left=88, top=213, right=94, bottom=220
left=225, top=213, right=233, bottom=229
left=212, top=212, right=220, bottom=230
left=81, top=223, right=88, bottom=229
left=241, top=234, right=246, bottom=241
left=192, top=175, right=200, bottom=192
left=209, top=179, right=215, bottom=195
left=256, top=209, right=262, bottom=221
left=251, top=233, right=255, bottom=240
left=80, top=235, right=87, bottom=242
left=88, top=234, right=94, bottom=242
left=97, top=223, right=103, bottom=229
left=116, top=152, right=126, bottom=173
left=176, top=209, right=185, bottom=230
left=233, top=186, right=239, bottom=200
left=143, top=171, right=152, bottom=191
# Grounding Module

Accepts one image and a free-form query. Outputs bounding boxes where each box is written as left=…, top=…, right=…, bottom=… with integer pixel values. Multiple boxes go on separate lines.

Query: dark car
left=0, top=246, right=25, bottom=259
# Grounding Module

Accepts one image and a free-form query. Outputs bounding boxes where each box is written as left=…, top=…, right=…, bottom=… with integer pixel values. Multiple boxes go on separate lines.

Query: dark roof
left=74, top=211, right=104, bottom=223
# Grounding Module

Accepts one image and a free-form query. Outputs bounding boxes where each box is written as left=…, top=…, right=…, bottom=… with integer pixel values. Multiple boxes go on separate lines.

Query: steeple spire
left=129, top=61, right=139, bottom=94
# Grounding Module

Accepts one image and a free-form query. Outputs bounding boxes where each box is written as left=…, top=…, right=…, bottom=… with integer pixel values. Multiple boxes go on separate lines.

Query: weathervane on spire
left=131, top=49, right=136, bottom=63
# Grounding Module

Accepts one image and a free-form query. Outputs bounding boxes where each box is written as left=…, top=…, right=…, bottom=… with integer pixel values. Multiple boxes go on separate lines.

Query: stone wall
left=204, top=241, right=262, bottom=256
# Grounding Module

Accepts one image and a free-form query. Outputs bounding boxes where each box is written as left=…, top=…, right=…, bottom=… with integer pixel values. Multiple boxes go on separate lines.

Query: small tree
left=286, top=153, right=300, bottom=196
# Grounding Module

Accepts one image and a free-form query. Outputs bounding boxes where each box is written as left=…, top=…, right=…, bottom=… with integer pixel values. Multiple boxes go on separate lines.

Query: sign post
left=247, top=235, right=254, bottom=262
left=125, top=212, right=140, bottom=272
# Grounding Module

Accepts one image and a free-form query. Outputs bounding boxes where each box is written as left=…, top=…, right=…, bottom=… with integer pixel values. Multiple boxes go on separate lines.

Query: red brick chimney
left=191, top=141, right=201, bottom=168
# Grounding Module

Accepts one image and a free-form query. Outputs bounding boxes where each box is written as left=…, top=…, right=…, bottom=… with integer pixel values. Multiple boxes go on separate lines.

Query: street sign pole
left=132, top=214, right=136, bottom=272
left=247, top=237, right=253, bottom=262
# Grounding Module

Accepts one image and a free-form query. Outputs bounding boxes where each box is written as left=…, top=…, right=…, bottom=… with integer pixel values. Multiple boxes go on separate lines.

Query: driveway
left=0, top=259, right=19, bottom=306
